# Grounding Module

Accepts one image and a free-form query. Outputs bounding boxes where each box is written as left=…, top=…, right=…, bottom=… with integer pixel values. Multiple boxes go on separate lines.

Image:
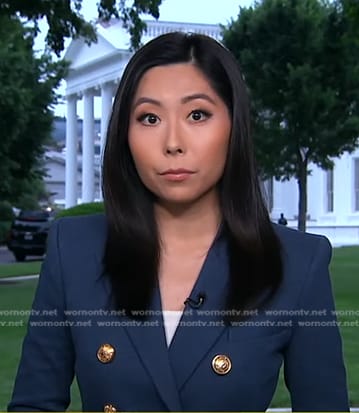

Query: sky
left=43, top=0, right=255, bottom=117
left=81, top=0, right=254, bottom=25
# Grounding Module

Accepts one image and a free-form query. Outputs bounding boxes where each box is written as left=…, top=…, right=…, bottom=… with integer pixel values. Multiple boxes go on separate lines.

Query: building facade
left=63, top=19, right=359, bottom=245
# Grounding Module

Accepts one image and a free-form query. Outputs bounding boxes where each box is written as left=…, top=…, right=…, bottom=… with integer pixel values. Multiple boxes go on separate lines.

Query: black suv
left=6, top=210, right=55, bottom=261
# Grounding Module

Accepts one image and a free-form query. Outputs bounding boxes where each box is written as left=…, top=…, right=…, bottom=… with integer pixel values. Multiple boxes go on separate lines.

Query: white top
left=162, top=310, right=183, bottom=347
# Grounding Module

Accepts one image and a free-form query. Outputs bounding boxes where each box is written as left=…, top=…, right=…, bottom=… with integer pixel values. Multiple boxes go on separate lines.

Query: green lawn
left=0, top=246, right=358, bottom=410
left=0, top=261, right=41, bottom=278
left=0, top=281, right=82, bottom=410
left=270, top=246, right=359, bottom=407
left=330, top=246, right=359, bottom=408
left=0, top=281, right=37, bottom=411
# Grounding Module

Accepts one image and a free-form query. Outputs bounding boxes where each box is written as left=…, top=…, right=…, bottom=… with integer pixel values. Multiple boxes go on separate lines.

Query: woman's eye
left=138, top=113, right=159, bottom=125
left=189, top=110, right=211, bottom=122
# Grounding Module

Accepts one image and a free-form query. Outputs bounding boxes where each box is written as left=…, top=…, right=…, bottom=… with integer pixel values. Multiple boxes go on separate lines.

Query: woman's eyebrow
left=181, top=93, right=216, bottom=105
left=133, top=97, right=162, bottom=108
left=133, top=93, right=216, bottom=109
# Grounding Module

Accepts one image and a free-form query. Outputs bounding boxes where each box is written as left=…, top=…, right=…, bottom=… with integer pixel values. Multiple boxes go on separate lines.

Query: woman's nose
left=164, top=120, right=186, bottom=155
left=166, top=145, right=184, bottom=155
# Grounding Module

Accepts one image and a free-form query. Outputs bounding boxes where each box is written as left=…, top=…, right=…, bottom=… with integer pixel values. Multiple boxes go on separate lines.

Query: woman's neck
left=155, top=191, right=222, bottom=254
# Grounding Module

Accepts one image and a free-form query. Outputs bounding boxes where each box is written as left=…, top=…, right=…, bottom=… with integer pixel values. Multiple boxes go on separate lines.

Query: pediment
left=64, top=32, right=119, bottom=70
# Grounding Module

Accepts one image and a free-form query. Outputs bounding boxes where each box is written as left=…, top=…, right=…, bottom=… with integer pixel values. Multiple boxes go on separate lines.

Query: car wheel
left=14, top=251, right=26, bottom=262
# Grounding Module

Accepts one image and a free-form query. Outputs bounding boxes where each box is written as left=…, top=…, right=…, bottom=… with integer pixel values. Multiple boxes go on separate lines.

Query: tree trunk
left=297, top=158, right=308, bottom=232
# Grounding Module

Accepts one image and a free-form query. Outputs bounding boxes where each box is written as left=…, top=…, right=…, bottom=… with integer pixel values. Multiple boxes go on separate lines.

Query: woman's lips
left=159, top=169, right=195, bottom=182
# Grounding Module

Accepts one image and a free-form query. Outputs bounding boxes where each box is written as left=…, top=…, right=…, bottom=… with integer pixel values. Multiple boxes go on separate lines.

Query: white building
left=63, top=19, right=359, bottom=245
left=266, top=154, right=359, bottom=245
left=44, top=149, right=101, bottom=206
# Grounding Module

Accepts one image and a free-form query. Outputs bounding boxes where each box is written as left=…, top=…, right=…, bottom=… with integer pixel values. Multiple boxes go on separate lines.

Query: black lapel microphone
left=184, top=293, right=206, bottom=309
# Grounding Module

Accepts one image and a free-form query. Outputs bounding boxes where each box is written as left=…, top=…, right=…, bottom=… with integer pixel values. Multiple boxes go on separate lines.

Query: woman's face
left=128, top=63, right=231, bottom=207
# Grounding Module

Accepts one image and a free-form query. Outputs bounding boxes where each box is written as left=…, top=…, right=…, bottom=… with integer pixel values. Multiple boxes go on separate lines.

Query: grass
left=0, top=261, right=42, bottom=278
left=0, top=246, right=358, bottom=410
left=0, top=280, right=82, bottom=411
left=330, top=246, right=359, bottom=407
left=0, top=281, right=38, bottom=410
left=270, top=246, right=359, bottom=407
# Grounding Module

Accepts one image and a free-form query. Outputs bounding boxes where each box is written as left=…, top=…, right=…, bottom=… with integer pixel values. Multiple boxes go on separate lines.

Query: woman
left=8, top=32, right=349, bottom=412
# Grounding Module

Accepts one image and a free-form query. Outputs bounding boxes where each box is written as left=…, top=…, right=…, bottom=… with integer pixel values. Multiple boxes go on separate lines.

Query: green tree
left=341, top=0, right=359, bottom=32
left=15, top=176, right=51, bottom=210
left=0, top=0, right=163, bottom=55
left=0, top=1, right=164, bottom=209
left=0, top=15, right=67, bottom=205
left=222, top=0, right=359, bottom=231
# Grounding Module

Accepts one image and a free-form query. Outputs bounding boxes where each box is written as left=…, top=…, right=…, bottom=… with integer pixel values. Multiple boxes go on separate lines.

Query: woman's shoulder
left=45, top=213, right=108, bottom=286
left=271, top=223, right=333, bottom=300
left=272, top=222, right=331, bottom=260
left=54, top=212, right=107, bottom=239
left=49, top=213, right=107, bottom=257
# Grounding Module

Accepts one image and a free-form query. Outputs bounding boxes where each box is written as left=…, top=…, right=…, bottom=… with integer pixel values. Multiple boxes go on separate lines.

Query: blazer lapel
left=95, top=243, right=182, bottom=410
left=122, top=287, right=183, bottom=412
left=95, top=221, right=230, bottom=408
left=168, top=234, right=230, bottom=390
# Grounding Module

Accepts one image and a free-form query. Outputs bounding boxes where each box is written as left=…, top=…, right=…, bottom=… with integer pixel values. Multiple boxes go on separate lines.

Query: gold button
left=212, top=354, right=232, bottom=375
left=104, top=403, right=117, bottom=412
left=97, top=344, right=115, bottom=363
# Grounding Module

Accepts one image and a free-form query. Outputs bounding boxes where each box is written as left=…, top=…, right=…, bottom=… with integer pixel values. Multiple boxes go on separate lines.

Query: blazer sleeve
left=8, top=220, right=75, bottom=411
left=283, top=236, right=350, bottom=411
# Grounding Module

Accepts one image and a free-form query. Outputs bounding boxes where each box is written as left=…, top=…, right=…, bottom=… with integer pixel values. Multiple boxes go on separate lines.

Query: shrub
left=55, top=202, right=104, bottom=219
left=0, top=221, right=11, bottom=245
left=0, top=201, right=15, bottom=221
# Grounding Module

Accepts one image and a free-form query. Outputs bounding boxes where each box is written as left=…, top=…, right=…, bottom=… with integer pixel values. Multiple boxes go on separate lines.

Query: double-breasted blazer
left=8, top=214, right=349, bottom=411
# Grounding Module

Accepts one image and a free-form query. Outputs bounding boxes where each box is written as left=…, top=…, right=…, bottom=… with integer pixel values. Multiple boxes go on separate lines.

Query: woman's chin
left=154, top=189, right=218, bottom=211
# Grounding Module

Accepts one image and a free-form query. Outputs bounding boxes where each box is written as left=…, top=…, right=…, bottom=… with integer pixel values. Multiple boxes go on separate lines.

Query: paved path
left=0, top=246, right=43, bottom=264
left=0, top=246, right=15, bottom=263
left=0, top=274, right=39, bottom=284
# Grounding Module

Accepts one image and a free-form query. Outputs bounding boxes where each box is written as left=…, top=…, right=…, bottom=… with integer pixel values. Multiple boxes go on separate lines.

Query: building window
left=326, top=169, right=334, bottom=212
left=355, top=158, right=359, bottom=212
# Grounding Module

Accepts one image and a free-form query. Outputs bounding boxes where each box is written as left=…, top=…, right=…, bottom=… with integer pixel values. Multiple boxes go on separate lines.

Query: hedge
left=55, top=202, right=105, bottom=219
left=0, top=221, right=11, bottom=245
left=0, top=201, right=15, bottom=222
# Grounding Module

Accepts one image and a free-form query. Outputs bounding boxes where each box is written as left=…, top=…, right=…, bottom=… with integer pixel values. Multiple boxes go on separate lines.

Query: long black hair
left=102, top=32, right=283, bottom=320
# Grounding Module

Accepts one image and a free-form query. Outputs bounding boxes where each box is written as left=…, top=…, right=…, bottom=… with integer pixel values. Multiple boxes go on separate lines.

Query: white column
left=99, top=82, right=114, bottom=199
left=65, top=94, right=78, bottom=208
left=82, top=89, right=95, bottom=203
left=306, top=164, right=323, bottom=220
left=101, top=82, right=113, bottom=151
left=271, top=178, right=284, bottom=220
left=333, top=154, right=351, bottom=224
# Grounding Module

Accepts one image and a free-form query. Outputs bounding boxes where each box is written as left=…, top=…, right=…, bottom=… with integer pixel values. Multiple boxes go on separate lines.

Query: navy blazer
left=8, top=214, right=349, bottom=412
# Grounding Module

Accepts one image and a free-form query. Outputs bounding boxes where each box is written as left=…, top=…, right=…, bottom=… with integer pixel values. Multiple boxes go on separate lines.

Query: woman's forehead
left=133, top=63, right=218, bottom=100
